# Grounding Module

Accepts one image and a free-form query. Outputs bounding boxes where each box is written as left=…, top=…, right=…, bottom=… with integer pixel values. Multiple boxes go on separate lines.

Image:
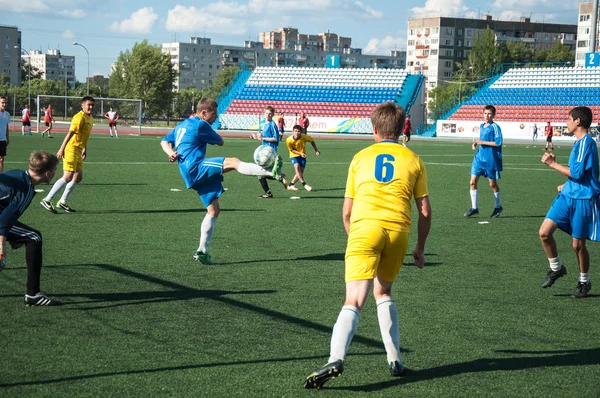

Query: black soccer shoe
left=464, top=208, right=479, bottom=217
left=24, top=292, right=63, bottom=306
left=58, top=202, right=76, bottom=213
left=540, top=266, right=567, bottom=288
left=304, top=360, right=344, bottom=389
left=490, top=206, right=503, bottom=218
left=389, top=361, right=408, bottom=377
left=571, top=281, right=591, bottom=299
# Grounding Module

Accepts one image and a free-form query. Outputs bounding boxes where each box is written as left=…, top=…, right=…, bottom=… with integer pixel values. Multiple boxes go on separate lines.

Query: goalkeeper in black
left=0, top=150, right=61, bottom=306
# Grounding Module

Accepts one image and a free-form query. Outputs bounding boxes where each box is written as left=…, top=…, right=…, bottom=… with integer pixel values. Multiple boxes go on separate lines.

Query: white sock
left=198, top=214, right=217, bottom=253
left=109, top=128, right=112, bottom=136
left=237, top=161, right=271, bottom=177
left=59, top=181, right=78, bottom=204
left=328, top=305, right=360, bottom=363
left=376, top=296, right=401, bottom=364
left=21, top=126, right=25, bottom=135
left=45, top=178, right=67, bottom=202
left=470, top=189, right=478, bottom=209
left=114, top=129, right=119, bottom=138
left=580, top=273, right=590, bottom=283
left=494, top=191, right=501, bottom=208
left=549, top=257, right=563, bottom=272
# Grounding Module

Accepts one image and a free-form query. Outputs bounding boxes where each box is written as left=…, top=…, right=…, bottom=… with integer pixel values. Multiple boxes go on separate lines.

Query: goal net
left=36, top=95, right=143, bottom=136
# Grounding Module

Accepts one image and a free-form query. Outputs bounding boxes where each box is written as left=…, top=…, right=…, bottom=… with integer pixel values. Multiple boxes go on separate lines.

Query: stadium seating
left=219, top=67, right=413, bottom=132
left=448, top=66, right=600, bottom=123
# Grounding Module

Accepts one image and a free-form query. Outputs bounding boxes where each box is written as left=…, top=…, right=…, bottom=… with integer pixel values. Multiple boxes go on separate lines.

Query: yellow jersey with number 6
left=344, top=140, right=428, bottom=232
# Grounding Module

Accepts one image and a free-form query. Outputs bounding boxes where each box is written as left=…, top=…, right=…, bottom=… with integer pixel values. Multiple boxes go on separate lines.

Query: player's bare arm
left=57, top=131, right=76, bottom=159
left=541, top=152, right=573, bottom=178
left=160, top=141, right=178, bottom=162
left=413, top=196, right=432, bottom=269
left=342, top=197, right=353, bottom=235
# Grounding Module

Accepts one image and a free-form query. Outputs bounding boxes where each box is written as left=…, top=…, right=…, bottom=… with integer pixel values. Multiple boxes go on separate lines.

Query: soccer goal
left=36, top=95, right=143, bottom=136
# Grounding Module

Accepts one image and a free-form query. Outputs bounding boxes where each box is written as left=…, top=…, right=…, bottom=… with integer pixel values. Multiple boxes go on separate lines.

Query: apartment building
left=407, top=15, right=577, bottom=102
left=26, top=49, right=75, bottom=87
left=0, top=25, right=22, bottom=87
left=576, top=2, right=598, bottom=66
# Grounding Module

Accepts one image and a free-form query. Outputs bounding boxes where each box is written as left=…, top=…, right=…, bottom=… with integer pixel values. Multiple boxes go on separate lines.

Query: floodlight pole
left=73, top=42, right=90, bottom=95
left=14, top=46, right=31, bottom=109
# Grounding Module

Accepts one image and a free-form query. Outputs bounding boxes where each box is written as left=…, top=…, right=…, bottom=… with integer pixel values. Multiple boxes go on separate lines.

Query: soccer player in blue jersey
left=251, top=105, right=288, bottom=198
left=0, top=150, right=61, bottom=305
left=539, top=106, right=599, bottom=298
left=161, top=98, right=285, bottom=265
left=464, top=105, right=503, bottom=218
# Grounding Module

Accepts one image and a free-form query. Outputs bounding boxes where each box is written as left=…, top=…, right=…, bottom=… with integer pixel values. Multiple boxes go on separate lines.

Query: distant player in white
left=104, top=107, right=119, bottom=138
left=22, top=104, right=31, bottom=136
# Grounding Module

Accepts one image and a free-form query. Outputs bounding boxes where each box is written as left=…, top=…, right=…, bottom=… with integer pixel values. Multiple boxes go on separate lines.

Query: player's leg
left=42, top=166, right=75, bottom=212
left=195, top=199, right=220, bottom=265
left=223, top=157, right=287, bottom=189
left=374, top=230, right=409, bottom=376
left=113, top=124, right=119, bottom=138
left=58, top=169, right=82, bottom=212
left=465, top=173, right=480, bottom=216
left=539, top=201, right=568, bottom=288
left=21, top=122, right=25, bottom=135
left=7, top=221, right=62, bottom=306
left=28, top=122, right=31, bottom=135
left=288, top=162, right=301, bottom=190
left=47, top=123, right=53, bottom=138
left=299, top=165, right=312, bottom=191
left=571, top=238, right=591, bottom=298
left=488, top=177, right=503, bottom=217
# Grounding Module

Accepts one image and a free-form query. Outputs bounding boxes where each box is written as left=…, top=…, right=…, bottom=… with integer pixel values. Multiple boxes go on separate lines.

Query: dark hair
left=569, top=106, right=593, bottom=129
left=370, top=102, right=406, bottom=139
left=29, top=151, right=59, bottom=174
left=81, top=96, right=95, bottom=103
left=196, top=98, right=217, bottom=113
left=484, top=105, right=496, bottom=116
left=264, top=105, right=275, bottom=114
left=292, top=125, right=303, bottom=131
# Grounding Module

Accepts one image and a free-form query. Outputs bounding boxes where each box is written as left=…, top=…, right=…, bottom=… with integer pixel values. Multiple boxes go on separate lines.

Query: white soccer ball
left=253, top=144, right=277, bottom=168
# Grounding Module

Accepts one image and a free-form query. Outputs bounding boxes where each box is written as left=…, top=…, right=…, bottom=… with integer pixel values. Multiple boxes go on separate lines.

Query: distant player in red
left=298, top=112, right=310, bottom=134
left=42, top=105, right=54, bottom=138
left=21, top=104, right=31, bottom=136
left=402, top=114, right=412, bottom=147
left=277, top=113, right=286, bottom=139
left=104, top=107, right=119, bottom=138
left=544, top=121, right=554, bottom=151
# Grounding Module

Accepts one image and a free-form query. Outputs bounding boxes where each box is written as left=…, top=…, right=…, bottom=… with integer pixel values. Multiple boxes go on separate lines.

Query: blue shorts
left=191, top=157, right=225, bottom=207
left=546, top=193, right=600, bottom=241
left=470, top=163, right=501, bottom=180
left=291, top=156, right=307, bottom=168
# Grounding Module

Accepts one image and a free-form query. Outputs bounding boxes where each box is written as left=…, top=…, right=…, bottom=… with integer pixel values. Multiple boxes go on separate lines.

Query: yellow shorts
left=345, top=222, right=409, bottom=283
left=63, top=149, right=83, bottom=172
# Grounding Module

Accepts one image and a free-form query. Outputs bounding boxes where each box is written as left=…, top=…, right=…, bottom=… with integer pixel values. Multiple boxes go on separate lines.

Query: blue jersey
left=163, top=116, right=223, bottom=189
left=262, top=120, right=280, bottom=150
left=0, top=170, right=35, bottom=235
left=561, top=133, right=600, bottom=199
left=473, top=122, right=503, bottom=171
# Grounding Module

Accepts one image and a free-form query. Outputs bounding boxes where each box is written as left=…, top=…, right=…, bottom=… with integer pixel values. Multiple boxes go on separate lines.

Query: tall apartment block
left=576, top=2, right=598, bottom=66
left=0, top=25, right=22, bottom=87
left=406, top=15, right=577, bottom=103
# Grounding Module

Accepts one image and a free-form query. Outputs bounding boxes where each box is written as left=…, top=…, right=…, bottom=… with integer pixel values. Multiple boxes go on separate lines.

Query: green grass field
left=0, top=132, right=599, bottom=397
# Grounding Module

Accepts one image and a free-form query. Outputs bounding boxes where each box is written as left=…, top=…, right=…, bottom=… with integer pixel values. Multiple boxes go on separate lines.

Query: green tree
left=173, top=87, right=206, bottom=118
left=20, top=58, right=44, bottom=82
left=503, top=41, right=532, bottom=63
left=546, top=41, right=575, bottom=63
left=108, top=40, right=176, bottom=117
left=204, top=66, right=239, bottom=100
left=467, top=27, right=503, bottom=77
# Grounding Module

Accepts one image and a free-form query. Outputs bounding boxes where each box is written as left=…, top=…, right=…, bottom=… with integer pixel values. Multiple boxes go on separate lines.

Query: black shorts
left=546, top=135, right=553, bottom=142
left=404, top=132, right=411, bottom=139
left=22, top=121, right=30, bottom=127
left=45, top=122, right=51, bottom=127
left=0, top=141, right=7, bottom=156
left=109, top=122, right=117, bottom=127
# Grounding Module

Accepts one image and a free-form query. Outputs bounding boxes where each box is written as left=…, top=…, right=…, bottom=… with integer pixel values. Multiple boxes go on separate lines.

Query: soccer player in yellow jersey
left=41, top=96, right=95, bottom=213
left=305, top=102, right=432, bottom=389
left=285, top=125, right=320, bottom=191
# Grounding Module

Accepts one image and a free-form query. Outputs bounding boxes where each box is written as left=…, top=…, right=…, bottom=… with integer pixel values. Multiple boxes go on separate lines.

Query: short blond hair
left=197, top=98, right=217, bottom=113
left=29, top=151, right=58, bottom=174
left=370, top=102, right=406, bottom=139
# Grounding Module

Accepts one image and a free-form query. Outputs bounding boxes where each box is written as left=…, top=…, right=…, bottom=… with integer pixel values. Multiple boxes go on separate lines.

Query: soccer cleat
left=48, top=135, right=54, bottom=139
left=540, top=265, right=567, bottom=288
left=287, top=185, right=298, bottom=191
left=40, top=200, right=58, bottom=214
left=58, top=202, right=76, bottom=213
left=304, top=360, right=344, bottom=389
left=258, top=193, right=273, bottom=198
left=24, top=292, right=63, bottom=306
left=490, top=206, right=503, bottom=218
left=278, top=174, right=289, bottom=189
left=389, top=361, right=408, bottom=377
left=193, top=251, right=214, bottom=265
left=571, top=281, right=591, bottom=299
left=464, top=208, right=479, bottom=217
left=304, top=184, right=313, bottom=192
left=271, top=155, right=284, bottom=180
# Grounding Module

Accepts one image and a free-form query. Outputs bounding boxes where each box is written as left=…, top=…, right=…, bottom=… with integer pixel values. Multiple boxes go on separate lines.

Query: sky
left=0, top=0, right=581, bottom=82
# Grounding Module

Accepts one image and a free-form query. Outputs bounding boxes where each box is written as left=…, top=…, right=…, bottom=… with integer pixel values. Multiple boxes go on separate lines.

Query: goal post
left=36, top=95, right=143, bottom=136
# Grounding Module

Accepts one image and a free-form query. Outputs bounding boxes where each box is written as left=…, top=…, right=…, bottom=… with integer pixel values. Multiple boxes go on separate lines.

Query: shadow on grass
left=0, top=352, right=385, bottom=388
left=295, top=196, right=344, bottom=200
left=328, top=347, right=600, bottom=392
left=82, top=183, right=148, bottom=186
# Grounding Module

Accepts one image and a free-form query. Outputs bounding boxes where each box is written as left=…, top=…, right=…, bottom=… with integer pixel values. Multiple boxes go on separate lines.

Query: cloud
left=0, top=0, right=86, bottom=17
left=411, top=0, right=474, bottom=18
left=363, top=34, right=406, bottom=55
left=109, top=7, right=158, bottom=35
left=62, top=30, right=75, bottom=39
left=165, top=0, right=384, bottom=34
